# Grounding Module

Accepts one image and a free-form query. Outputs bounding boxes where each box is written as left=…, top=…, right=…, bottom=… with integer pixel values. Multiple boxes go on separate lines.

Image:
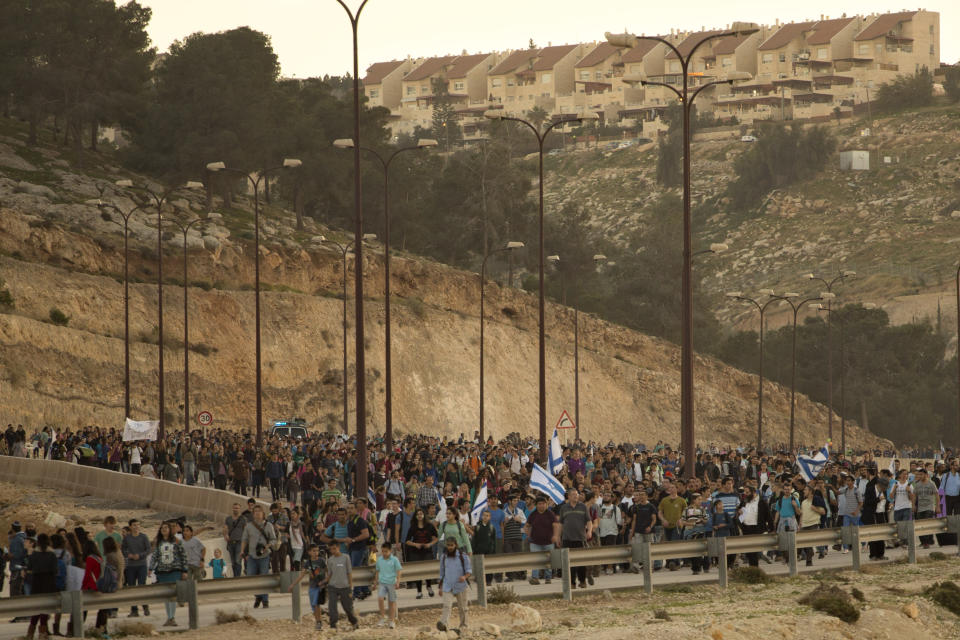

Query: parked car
left=740, top=135, right=757, bottom=142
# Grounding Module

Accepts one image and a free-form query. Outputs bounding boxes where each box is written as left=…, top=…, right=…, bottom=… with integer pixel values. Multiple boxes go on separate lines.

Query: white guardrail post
left=640, top=538, right=653, bottom=594
left=473, top=555, right=487, bottom=607
left=707, top=537, right=728, bottom=588
left=841, top=525, right=862, bottom=571
left=949, top=515, right=960, bottom=557
left=64, top=590, right=83, bottom=638
left=897, top=520, right=917, bottom=564
left=279, top=571, right=300, bottom=622
left=550, top=547, right=571, bottom=601
left=778, top=530, right=798, bottom=577
left=176, top=579, right=199, bottom=629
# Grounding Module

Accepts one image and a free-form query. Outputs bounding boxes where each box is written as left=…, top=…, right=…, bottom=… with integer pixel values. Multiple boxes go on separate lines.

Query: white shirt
left=893, top=481, right=913, bottom=512
left=739, top=496, right=759, bottom=526
left=130, top=446, right=141, bottom=465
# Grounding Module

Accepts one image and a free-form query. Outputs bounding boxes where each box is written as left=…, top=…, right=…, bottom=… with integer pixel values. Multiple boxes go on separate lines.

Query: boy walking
left=325, top=541, right=359, bottom=631
left=375, top=542, right=403, bottom=628
left=289, top=545, right=328, bottom=630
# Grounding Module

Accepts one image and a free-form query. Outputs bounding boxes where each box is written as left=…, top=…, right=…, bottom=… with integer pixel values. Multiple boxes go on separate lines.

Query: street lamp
left=727, top=288, right=777, bottom=451
left=161, top=213, right=216, bottom=435
left=333, top=138, right=437, bottom=453
left=479, top=240, right=525, bottom=443
left=771, top=291, right=824, bottom=451
left=205, top=159, right=301, bottom=445
left=322, top=233, right=376, bottom=438
left=114, top=179, right=203, bottom=439
left=607, top=25, right=756, bottom=479
left=98, top=185, right=150, bottom=419
left=806, top=270, right=855, bottom=440
left=333, top=0, right=372, bottom=499
left=547, top=253, right=607, bottom=442
left=483, top=109, right=599, bottom=463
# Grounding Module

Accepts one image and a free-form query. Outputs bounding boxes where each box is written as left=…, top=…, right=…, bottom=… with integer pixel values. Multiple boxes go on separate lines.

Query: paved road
left=2, top=542, right=952, bottom=638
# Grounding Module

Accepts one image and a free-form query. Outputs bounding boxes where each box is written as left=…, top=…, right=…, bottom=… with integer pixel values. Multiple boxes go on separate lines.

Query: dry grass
left=214, top=609, right=256, bottom=625
left=114, top=621, right=156, bottom=636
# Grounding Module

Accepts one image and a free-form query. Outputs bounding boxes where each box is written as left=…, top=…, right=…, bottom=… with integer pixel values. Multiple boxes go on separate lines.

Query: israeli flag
left=797, top=444, right=829, bottom=482
left=368, top=486, right=378, bottom=509
left=470, top=484, right=488, bottom=524
left=549, top=428, right=564, bottom=475
left=531, top=463, right=566, bottom=505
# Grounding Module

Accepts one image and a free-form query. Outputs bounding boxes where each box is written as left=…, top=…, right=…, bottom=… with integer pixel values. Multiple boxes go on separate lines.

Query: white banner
left=122, top=418, right=159, bottom=442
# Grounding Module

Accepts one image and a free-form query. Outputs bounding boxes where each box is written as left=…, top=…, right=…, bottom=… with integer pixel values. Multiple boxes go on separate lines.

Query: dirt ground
left=98, top=557, right=960, bottom=640
left=0, top=481, right=221, bottom=542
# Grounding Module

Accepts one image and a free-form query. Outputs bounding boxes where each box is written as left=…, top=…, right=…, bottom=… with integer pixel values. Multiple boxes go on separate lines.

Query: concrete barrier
left=0, top=457, right=258, bottom=522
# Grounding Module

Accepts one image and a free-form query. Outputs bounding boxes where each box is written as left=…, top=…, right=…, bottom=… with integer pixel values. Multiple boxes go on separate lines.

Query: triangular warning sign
left=555, top=410, right=577, bottom=430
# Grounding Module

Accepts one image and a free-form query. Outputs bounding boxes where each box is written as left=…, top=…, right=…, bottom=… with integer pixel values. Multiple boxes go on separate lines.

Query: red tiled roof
left=363, top=60, right=405, bottom=85
left=447, top=54, right=490, bottom=79
left=488, top=49, right=539, bottom=76
left=758, top=21, right=816, bottom=51
left=576, top=42, right=618, bottom=68
left=666, top=30, right=726, bottom=59
left=404, top=56, right=457, bottom=82
left=713, top=33, right=751, bottom=55
left=532, top=44, right=578, bottom=71
left=807, top=17, right=856, bottom=45
left=621, top=39, right=662, bottom=63
left=855, top=11, right=917, bottom=41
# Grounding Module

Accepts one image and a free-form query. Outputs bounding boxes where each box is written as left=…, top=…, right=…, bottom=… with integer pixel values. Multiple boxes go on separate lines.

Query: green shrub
left=851, top=588, right=865, bottom=602
left=49, top=308, right=69, bottom=326
left=928, top=551, right=948, bottom=561
left=487, top=584, right=520, bottom=605
left=799, top=585, right=860, bottom=623
left=729, top=565, right=773, bottom=585
left=0, top=288, right=13, bottom=309
left=661, top=584, right=693, bottom=594
left=653, top=609, right=672, bottom=621
left=924, top=581, right=960, bottom=616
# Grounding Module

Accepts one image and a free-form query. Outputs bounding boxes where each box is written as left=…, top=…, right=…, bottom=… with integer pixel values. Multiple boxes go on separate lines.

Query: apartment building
left=365, top=9, right=941, bottom=136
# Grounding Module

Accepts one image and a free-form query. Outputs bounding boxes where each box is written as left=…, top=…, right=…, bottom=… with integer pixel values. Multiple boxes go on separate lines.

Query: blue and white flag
left=470, top=484, right=488, bottom=523
left=797, top=444, right=830, bottom=482
left=549, top=428, right=564, bottom=475
left=531, top=463, right=566, bottom=505
left=368, top=486, right=378, bottom=509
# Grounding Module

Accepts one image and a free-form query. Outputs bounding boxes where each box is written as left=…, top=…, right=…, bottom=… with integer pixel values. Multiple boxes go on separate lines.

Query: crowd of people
left=4, top=422, right=960, bottom=636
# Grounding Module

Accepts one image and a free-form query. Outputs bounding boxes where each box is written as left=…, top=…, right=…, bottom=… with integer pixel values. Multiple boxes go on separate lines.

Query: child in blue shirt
left=374, top=543, right=402, bottom=629
left=208, top=548, right=226, bottom=579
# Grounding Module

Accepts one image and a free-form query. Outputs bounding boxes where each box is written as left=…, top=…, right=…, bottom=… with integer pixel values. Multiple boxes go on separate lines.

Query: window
left=454, top=81, right=464, bottom=91
left=491, top=78, right=502, bottom=88
left=817, top=48, right=827, bottom=59
left=930, top=44, right=935, bottom=55
left=406, top=85, right=416, bottom=95
left=580, top=71, right=590, bottom=80
left=421, top=86, right=429, bottom=94
left=596, top=71, right=603, bottom=80
left=507, top=78, right=515, bottom=86
left=722, top=57, right=732, bottom=67
left=506, top=95, right=514, bottom=102
left=858, top=44, right=869, bottom=55
left=902, top=44, right=912, bottom=53
left=779, top=53, right=786, bottom=62
left=542, top=73, right=552, bottom=84
left=930, top=24, right=934, bottom=34
left=669, top=60, right=680, bottom=73
left=762, top=53, right=773, bottom=63
left=369, top=89, right=379, bottom=98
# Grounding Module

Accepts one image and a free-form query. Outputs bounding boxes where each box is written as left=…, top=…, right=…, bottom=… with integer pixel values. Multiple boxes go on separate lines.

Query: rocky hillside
left=546, top=106, right=960, bottom=332
left=0, top=122, right=882, bottom=448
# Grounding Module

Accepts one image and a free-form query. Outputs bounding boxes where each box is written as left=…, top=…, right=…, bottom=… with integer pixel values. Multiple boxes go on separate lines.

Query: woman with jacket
left=438, top=509, right=472, bottom=555
left=149, top=522, right=187, bottom=627
left=26, top=533, right=58, bottom=640
left=404, top=509, right=439, bottom=598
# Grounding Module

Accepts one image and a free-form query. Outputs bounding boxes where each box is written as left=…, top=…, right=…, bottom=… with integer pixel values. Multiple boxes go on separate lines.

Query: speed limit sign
left=197, top=411, right=213, bottom=427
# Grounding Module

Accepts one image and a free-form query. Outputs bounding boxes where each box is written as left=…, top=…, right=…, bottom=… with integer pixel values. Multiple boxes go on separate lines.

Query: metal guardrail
left=2, top=516, right=959, bottom=636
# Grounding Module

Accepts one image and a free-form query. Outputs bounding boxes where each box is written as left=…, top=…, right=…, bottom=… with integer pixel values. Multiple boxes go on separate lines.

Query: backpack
left=440, top=551, right=469, bottom=587
left=95, top=557, right=119, bottom=593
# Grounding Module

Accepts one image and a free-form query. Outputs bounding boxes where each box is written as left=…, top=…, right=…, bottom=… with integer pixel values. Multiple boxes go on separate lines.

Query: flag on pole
left=888, top=457, right=897, bottom=476
left=368, top=486, right=378, bottom=510
left=531, top=463, right=566, bottom=505
left=549, top=428, right=564, bottom=475
left=437, top=494, right=447, bottom=524
left=797, top=444, right=830, bottom=482
left=470, top=484, right=488, bottom=524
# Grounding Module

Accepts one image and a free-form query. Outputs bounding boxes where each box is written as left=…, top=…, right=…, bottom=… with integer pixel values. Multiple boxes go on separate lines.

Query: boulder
left=507, top=603, right=542, bottom=633
left=902, top=602, right=919, bottom=619
left=0, top=144, right=36, bottom=171
left=15, top=181, right=57, bottom=200
left=481, top=622, right=501, bottom=636
left=44, top=511, right=67, bottom=529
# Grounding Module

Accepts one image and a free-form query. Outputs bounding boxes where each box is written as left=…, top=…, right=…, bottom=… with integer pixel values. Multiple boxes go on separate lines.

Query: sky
left=140, top=0, right=957, bottom=79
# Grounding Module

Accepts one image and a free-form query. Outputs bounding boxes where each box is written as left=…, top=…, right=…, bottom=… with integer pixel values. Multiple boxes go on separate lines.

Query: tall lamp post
left=162, top=213, right=217, bottom=433
left=333, top=138, right=437, bottom=453
left=333, top=0, right=371, bottom=499
left=479, top=241, right=525, bottom=443
left=483, top=110, right=598, bottom=463
left=727, top=289, right=777, bottom=451
left=321, top=234, right=376, bottom=437
left=606, top=26, right=757, bottom=479
left=205, top=159, right=302, bottom=446
left=115, top=179, right=203, bottom=439
left=547, top=253, right=608, bottom=442
left=97, top=189, right=149, bottom=419
left=771, top=292, right=824, bottom=451
left=806, top=270, right=855, bottom=440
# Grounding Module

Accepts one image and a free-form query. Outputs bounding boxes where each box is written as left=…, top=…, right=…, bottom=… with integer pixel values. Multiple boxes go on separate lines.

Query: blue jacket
left=439, top=551, right=472, bottom=594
